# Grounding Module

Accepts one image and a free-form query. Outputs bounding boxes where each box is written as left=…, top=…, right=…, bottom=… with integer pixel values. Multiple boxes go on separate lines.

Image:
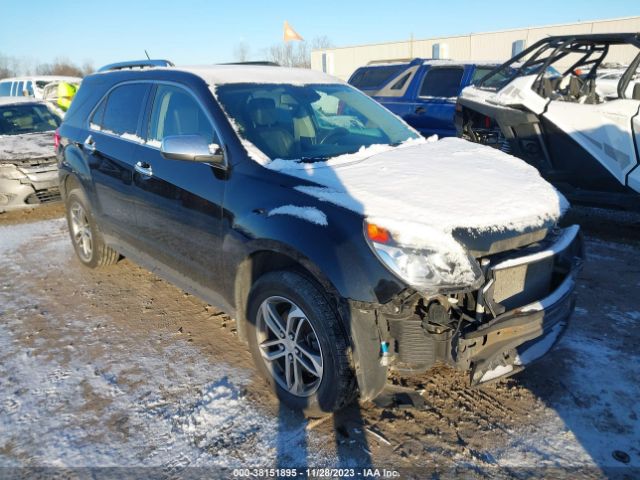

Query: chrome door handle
left=83, top=135, right=96, bottom=154
left=135, top=161, right=153, bottom=177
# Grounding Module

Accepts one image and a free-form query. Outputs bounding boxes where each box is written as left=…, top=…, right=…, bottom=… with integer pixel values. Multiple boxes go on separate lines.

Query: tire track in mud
left=4, top=217, right=639, bottom=477
left=0, top=221, right=328, bottom=472
left=0, top=219, right=546, bottom=473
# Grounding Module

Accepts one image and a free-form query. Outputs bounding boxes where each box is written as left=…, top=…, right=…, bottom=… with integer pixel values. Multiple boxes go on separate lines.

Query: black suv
left=57, top=60, right=583, bottom=415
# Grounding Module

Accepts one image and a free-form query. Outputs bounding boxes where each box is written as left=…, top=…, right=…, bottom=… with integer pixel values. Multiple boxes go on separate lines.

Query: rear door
left=403, top=65, right=465, bottom=137
left=132, top=83, right=226, bottom=290
left=85, top=82, right=151, bottom=243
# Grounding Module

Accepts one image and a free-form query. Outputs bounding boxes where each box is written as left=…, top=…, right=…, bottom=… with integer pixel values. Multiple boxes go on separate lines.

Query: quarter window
left=0, top=82, right=10, bottom=96
left=148, top=85, right=217, bottom=144
left=419, top=67, right=464, bottom=98
left=390, top=73, right=411, bottom=90
left=99, top=83, right=149, bottom=135
left=90, top=98, right=107, bottom=128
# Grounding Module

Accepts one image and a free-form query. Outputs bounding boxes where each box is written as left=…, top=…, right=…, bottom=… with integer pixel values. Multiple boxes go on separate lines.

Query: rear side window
left=419, top=67, right=464, bottom=97
left=16, top=81, right=24, bottom=96
left=97, top=83, right=149, bottom=135
left=148, top=85, right=217, bottom=144
left=0, top=82, right=10, bottom=96
left=350, top=65, right=407, bottom=89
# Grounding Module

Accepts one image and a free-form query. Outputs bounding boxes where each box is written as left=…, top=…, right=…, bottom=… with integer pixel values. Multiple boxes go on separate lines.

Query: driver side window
left=148, top=85, right=218, bottom=145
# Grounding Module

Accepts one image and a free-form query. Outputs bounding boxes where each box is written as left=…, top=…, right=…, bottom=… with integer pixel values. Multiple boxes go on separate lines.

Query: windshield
left=480, top=63, right=561, bottom=90
left=215, top=83, right=419, bottom=161
left=0, top=104, right=61, bottom=135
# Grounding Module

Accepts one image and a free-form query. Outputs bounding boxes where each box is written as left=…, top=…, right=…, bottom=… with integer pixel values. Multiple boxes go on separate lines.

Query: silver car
left=0, top=97, right=62, bottom=211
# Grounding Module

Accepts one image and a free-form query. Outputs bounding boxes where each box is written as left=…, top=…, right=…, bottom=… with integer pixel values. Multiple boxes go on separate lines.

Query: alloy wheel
left=256, top=296, right=324, bottom=397
left=69, top=202, right=93, bottom=262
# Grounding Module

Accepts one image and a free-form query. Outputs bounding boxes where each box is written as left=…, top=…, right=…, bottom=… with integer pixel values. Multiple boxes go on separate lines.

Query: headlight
left=365, top=221, right=483, bottom=293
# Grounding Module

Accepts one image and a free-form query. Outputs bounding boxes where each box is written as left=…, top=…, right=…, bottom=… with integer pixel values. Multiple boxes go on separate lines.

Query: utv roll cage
left=475, top=33, right=640, bottom=100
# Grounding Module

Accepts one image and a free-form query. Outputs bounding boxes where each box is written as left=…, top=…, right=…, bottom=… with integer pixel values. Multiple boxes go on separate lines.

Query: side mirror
left=160, top=135, right=224, bottom=165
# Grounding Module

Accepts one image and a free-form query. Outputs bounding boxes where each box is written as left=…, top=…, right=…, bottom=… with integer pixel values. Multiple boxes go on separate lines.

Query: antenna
left=144, top=50, right=151, bottom=60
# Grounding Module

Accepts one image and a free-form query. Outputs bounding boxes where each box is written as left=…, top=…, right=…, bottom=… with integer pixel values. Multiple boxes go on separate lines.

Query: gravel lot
left=0, top=204, right=639, bottom=478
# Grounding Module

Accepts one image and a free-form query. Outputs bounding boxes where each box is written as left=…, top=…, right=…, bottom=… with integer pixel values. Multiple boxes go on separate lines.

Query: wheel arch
left=233, top=247, right=351, bottom=346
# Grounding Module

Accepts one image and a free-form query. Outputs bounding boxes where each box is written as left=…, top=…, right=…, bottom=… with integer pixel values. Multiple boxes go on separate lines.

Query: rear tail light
left=54, top=128, right=61, bottom=150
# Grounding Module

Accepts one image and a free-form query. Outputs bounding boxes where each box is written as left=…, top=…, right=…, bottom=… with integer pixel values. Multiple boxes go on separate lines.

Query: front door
left=133, top=83, right=226, bottom=290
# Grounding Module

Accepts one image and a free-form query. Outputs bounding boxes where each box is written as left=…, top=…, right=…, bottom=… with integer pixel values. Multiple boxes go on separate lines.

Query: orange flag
left=283, top=21, right=303, bottom=42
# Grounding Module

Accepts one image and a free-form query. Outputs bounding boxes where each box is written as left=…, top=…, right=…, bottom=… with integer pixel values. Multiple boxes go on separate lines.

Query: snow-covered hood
left=0, top=132, right=56, bottom=163
left=266, top=138, right=568, bottom=285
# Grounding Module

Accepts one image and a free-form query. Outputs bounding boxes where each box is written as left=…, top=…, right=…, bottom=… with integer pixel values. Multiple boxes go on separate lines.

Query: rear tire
left=65, top=188, right=119, bottom=268
left=246, top=270, right=357, bottom=416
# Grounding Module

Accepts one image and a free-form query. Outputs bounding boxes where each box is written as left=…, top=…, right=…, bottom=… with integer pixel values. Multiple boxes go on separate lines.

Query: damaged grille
left=388, top=318, right=437, bottom=368
left=25, top=187, right=61, bottom=205
left=484, top=226, right=582, bottom=315
left=491, top=257, right=554, bottom=310
left=14, top=156, right=58, bottom=174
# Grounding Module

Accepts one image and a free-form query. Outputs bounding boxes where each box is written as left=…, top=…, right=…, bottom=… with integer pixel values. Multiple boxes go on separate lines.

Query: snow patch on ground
left=0, top=220, right=334, bottom=470
left=268, top=205, right=328, bottom=226
left=492, top=238, right=640, bottom=472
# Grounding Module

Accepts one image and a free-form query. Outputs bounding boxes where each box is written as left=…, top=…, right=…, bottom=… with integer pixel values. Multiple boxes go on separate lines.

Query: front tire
left=65, top=188, right=119, bottom=268
left=246, top=270, right=357, bottom=416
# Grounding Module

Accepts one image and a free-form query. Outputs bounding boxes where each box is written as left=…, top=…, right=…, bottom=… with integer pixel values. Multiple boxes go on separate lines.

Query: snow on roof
left=178, top=65, right=343, bottom=86
left=0, top=75, right=82, bottom=83
left=422, top=59, right=502, bottom=66
left=0, top=97, right=46, bottom=107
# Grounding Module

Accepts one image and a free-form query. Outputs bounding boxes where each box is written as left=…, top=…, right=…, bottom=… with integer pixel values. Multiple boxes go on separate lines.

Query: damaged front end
left=0, top=156, right=60, bottom=211
left=355, top=224, right=583, bottom=394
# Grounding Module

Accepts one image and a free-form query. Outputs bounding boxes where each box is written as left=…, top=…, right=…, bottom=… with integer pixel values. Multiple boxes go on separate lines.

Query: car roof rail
left=98, top=59, right=174, bottom=73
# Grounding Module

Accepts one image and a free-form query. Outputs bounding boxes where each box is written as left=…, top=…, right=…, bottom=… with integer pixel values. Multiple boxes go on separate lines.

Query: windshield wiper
left=299, top=156, right=328, bottom=163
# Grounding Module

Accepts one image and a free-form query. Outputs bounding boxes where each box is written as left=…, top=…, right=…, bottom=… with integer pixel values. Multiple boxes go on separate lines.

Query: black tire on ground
left=65, top=188, right=119, bottom=268
left=246, top=270, right=357, bottom=416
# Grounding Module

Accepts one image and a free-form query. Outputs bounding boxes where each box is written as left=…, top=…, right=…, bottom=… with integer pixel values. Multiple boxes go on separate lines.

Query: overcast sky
left=2, top=0, right=638, bottom=69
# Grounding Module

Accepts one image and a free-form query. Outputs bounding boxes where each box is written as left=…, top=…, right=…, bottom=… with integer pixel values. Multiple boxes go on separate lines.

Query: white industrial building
left=311, top=16, right=640, bottom=80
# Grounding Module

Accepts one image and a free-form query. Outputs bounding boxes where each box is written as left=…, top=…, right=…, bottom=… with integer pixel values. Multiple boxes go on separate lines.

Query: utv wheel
left=65, top=188, right=119, bottom=268
left=247, top=270, right=357, bottom=416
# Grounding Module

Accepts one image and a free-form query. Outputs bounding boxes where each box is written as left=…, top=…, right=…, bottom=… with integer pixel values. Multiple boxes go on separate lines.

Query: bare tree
left=36, top=57, right=85, bottom=77
left=311, top=36, right=334, bottom=50
left=0, top=53, right=93, bottom=79
left=266, top=36, right=333, bottom=68
left=233, top=42, right=251, bottom=62
left=81, top=60, right=95, bottom=76
left=0, top=54, right=14, bottom=79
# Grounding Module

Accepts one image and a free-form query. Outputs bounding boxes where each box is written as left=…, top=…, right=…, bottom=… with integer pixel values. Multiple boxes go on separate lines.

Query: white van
left=0, top=75, right=82, bottom=99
